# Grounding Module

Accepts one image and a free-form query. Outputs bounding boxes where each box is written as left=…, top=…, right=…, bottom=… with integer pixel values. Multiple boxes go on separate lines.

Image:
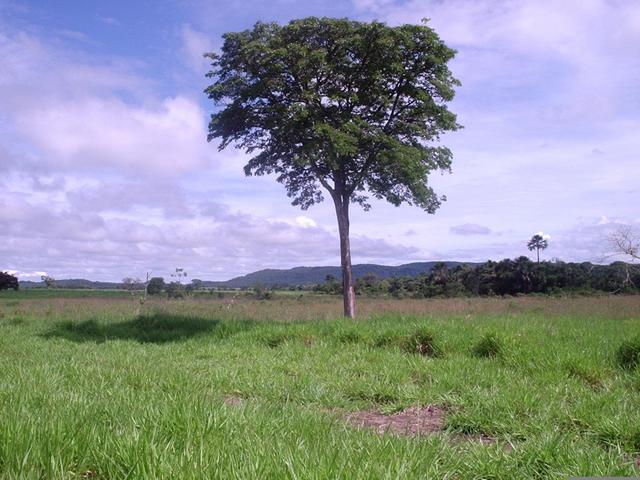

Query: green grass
left=0, top=289, right=131, bottom=299
left=0, top=295, right=639, bottom=478
left=0, top=288, right=317, bottom=301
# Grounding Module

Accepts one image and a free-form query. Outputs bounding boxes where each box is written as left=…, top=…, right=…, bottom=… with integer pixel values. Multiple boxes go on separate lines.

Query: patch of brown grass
left=223, top=394, right=244, bottom=406
left=9, top=294, right=639, bottom=323
left=345, top=405, right=444, bottom=436
left=345, top=404, right=512, bottom=450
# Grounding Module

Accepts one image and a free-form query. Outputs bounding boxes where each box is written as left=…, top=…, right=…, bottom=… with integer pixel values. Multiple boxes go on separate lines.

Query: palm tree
left=527, top=234, right=549, bottom=263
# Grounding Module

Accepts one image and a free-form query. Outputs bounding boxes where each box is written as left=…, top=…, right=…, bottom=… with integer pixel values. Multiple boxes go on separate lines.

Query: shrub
left=472, top=333, right=503, bottom=358
left=147, top=277, right=165, bottom=295
left=401, top=328, right=443, bottom=357
left=0, top=271, right=19, bottom=291
left=616, top=337, right=640, bottom=370
left=166, top=282, right=186, bottom=299
left=253, top=284, right=273, bottom=300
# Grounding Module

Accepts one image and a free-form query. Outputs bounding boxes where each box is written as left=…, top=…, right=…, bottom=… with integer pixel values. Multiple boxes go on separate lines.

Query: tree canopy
left=0, top=271, right=19, bottom=291
left=528, top=234, right=549, bottom=263
left=147, top=277, right=166, bottom=295
left=206, top=17, right=460, bottom=211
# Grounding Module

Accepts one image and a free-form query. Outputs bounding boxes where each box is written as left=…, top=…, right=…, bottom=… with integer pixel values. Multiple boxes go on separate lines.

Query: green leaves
left=205, top=17, right=460, bottom=209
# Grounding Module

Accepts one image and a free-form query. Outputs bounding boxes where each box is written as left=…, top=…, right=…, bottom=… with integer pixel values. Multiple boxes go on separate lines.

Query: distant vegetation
left=15, top=262, right=471, bottom=290
left=221, top=261, right=473, bottom=288
left=18, top=278, right=124, bottom=290
left=0, top=272, right=18, bottom=291
left=12, top=258, right=640, bottom=298
left=314, top=257, right=640, bottom=297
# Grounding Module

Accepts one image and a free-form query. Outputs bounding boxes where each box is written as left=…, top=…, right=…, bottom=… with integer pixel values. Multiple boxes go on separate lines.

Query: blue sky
left=1, top=0, right=639, bottom=281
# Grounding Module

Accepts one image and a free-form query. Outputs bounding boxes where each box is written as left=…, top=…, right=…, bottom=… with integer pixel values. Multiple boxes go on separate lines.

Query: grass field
left=0, top=289, right=132, bottom=300
left=0, top=292, right=639, bottom=478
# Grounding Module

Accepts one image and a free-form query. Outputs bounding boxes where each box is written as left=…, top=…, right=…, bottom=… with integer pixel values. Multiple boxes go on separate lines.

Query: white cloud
left=535, top=231, right=551, bottom=241
left=15, top=95, right=212, bottom=175
left=180, top=24, right=215, bottom=73
left=0, top=191, right=417, bottom=280
left=450, top=223, right=492, bottom=236
left=5, top=270, right=47, bottom=279
left=355, top=0, right=640, bottom=124
left=0, top=30, right=145, bottom=104
left=0, top=30, right=213, bottom=177
left=270, top=216, right=319, bottom=229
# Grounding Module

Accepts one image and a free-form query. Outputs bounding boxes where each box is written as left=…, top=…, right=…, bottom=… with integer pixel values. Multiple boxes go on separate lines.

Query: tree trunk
left=333, top=193, right=356, bottom=318
left=536, top=248, right=540, bottom=263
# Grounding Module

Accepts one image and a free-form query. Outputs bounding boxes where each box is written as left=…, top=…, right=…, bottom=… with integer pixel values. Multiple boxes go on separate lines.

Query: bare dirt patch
left=345, top=405, right=506, bottom=448
left=346, top=405, right=445, bottom=436
left=223, top=394, right=244, bottom=406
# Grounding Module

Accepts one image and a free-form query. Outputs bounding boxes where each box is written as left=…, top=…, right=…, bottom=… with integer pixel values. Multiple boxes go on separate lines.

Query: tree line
left=313, top=257, right=640, bottom=298
left=3, top=258, right=639, bottom=297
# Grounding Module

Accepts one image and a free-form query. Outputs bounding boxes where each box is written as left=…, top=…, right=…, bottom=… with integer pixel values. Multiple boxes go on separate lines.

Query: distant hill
left=218, top=262, right=476, bottom=288
left=18, top=262, right=479, bottom=289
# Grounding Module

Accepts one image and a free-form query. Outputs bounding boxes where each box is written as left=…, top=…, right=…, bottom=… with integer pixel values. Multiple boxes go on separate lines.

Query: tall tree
left=0, top=271, right=19, bottom=291
left=205, top=17, right=461, bottom=317
left=147, top=277, right=165, bottom=295
left=608, top=225, right=640, bottom=289
left=171, top=268, right=188, bottom=284
left=609, top=225, right=640, bottom=262
left=41, top=275, right=55, bottom=289
left=527, top=234, right=549, bottom=263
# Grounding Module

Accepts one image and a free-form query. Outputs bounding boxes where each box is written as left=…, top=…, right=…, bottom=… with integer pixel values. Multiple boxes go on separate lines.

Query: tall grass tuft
left=616, top=337, right=640, bottom=370
left=472, top=332, right=503, bottom=358
left=401, top=328, right=443, bottom=357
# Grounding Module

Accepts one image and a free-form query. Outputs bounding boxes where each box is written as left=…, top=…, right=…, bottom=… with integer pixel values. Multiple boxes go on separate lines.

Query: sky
left=1, top=0, right=639, bottom=282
